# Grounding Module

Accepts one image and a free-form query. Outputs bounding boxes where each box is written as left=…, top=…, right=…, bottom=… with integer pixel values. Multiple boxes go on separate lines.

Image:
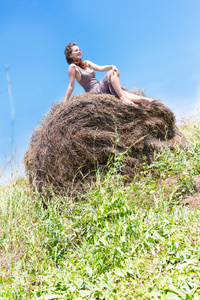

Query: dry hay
left=24, top=92, right=187, bottom=197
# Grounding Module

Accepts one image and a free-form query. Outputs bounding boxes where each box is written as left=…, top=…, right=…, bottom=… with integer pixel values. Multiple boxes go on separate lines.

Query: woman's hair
left=64, top=42, right=87, bottom=69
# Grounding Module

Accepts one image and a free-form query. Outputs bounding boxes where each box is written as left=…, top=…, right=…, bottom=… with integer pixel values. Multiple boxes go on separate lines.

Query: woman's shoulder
left=69, top=63, right=77, bottom=69
left=68, top=64, right=78, bottom=74
left=68, top=64, right=78, bottom=77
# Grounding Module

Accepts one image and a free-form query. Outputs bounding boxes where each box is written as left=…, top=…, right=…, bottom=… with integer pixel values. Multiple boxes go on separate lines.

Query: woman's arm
left=64, top=64, right=76, bottom=103
left=86, top=60, right=119, bottom=75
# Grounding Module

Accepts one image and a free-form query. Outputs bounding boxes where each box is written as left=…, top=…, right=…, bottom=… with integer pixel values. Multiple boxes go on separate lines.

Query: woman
left=64, top=42, right=157, bottom=106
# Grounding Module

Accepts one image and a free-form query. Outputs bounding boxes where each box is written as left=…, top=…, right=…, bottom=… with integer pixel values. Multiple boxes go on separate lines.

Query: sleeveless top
left=75, top=64, right=118, bottom=96
left=76, top=65, right=99, bottom=93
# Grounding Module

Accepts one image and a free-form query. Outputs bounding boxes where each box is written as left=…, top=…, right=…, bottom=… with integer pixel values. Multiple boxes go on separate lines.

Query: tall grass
left=0, top=119, right=200, bottom=299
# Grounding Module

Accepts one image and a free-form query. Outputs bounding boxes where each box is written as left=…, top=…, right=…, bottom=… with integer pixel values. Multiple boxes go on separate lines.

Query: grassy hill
left=0, top=117, right=200, bottom=299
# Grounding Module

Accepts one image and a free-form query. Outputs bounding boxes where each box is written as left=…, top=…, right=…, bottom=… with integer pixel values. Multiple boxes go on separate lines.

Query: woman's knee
left=107, top=70, right=118, bottom=79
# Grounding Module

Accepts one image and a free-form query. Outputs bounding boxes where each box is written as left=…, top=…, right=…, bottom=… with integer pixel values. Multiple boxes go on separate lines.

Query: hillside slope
left=0, top=117, right=200, bottom=299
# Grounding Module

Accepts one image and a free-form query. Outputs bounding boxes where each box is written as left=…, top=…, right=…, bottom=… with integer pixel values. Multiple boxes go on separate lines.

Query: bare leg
left=108, top=71, right=136, bottom=106
left=109, top=71, right=157, bottom=106
left=123, top=90, right=157, bottom=106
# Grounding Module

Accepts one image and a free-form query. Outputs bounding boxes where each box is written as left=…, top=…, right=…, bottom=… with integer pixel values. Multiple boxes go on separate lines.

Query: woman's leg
left=108, top=71, right=157, bottom=106
left=108, top=71, right=135, bottom=105
left=123, top=90, right=157, bottom=106
left=108, top=71, right=134, bottom=105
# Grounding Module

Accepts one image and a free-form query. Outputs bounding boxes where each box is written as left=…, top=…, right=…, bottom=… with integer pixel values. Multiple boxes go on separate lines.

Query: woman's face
left=70, top=45, right=82, bottom=60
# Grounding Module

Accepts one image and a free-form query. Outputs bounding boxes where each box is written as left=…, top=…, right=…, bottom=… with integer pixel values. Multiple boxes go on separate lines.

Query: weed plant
left=0, top=120, right=200, bottom=299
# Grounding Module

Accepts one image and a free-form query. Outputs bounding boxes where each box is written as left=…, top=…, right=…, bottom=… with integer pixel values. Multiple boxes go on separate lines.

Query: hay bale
left=24, top=93, right=187, bottom=196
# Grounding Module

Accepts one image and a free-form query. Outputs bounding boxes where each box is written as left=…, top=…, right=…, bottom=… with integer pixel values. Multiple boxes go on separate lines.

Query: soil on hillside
left=161, top=174, right=200, bottom=209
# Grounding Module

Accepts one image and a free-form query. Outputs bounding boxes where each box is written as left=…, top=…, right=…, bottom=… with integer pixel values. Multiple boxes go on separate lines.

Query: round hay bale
left=24, top=93, right=187, bottom=196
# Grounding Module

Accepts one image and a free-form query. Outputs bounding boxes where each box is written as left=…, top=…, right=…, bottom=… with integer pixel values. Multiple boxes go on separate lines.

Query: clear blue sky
left=1, top=0, right=200, bottom=182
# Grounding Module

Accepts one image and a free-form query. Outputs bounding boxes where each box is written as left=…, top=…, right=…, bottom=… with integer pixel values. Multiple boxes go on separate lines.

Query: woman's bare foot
left=143, top=99, right=157, bottom=106
left=122, top=98, right=137, bottom=106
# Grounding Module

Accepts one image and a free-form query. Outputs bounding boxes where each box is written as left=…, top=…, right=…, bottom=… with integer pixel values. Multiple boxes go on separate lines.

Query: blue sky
left=1, top=0, right=200, bottom=183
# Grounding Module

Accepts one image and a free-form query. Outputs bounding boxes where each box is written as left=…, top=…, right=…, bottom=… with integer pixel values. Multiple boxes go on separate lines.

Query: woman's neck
left=73, top=59, right=87, bottom=69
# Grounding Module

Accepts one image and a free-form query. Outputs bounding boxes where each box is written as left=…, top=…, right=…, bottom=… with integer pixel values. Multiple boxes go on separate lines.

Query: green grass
left=0, top=119, right=200, bottom=299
